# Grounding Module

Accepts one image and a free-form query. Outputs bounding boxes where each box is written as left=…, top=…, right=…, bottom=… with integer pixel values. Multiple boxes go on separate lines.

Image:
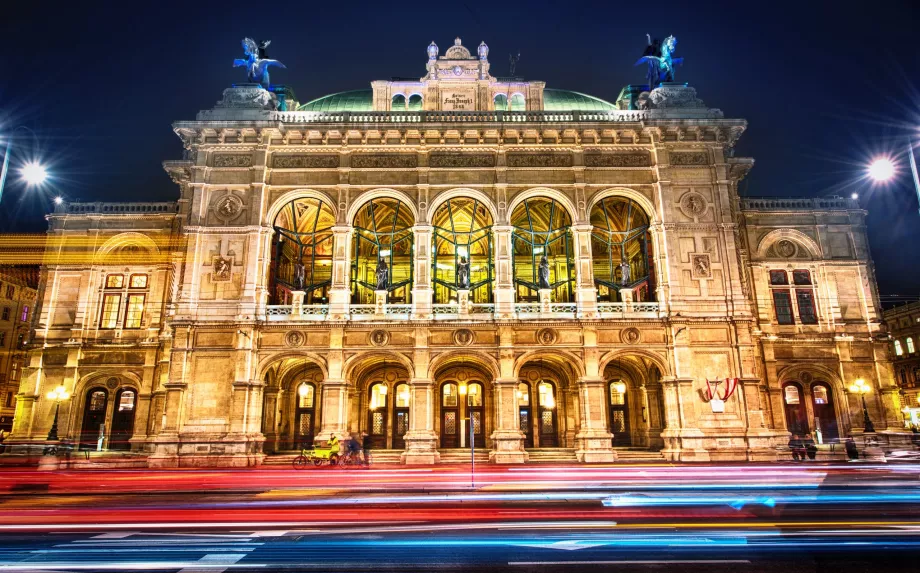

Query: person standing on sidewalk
left=361, top=431, right=371, bottom=466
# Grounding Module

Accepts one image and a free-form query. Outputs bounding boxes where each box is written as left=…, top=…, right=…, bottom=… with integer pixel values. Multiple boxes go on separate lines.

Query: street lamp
left=45, top=385, right=70, bottom=441
left=867, top=157, right=896, bottom=183
left=0, top=126, right=49, bottom=204
left=848, top=378, right=875, bottom=433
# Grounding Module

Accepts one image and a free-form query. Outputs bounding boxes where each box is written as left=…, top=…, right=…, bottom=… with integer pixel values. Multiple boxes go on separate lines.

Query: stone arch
left=755, top=229, right=822, bottom=259
left=346, top=188, right=420, bottom=224
left=426, top=188, right=499, bottom=225
left=257, top=351, right=329, bottom=383
left=505, top=187, right=579, bottom=225
left=94, top=232, right=161, bottom=263
left=69, top=371, right=141, bottom=447
left=343, top=350, right=414, bottom=386
left=586, top=187, right=659, bottom=224
left=264, top=189, right=338, bottom=226
left=597, top=348, right=671, bottom=379
left=427, top=350, right=500, bottom=381
left=512, top=348, right=586, bottom=383
left=777, top=363, right=852, bottom=436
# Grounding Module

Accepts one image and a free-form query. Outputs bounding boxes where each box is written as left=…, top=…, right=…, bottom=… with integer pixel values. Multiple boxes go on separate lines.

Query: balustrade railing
left=470, top=303, right=495, bottom=314
left=266, top=304, right=328, bottom=320
left=514, top=302, right=542, bottom=314
left=432, top=304, right=459, bottom=315
left=272, top=110, right=648, bottom=125
left=740, top=196, right=858, bottom=211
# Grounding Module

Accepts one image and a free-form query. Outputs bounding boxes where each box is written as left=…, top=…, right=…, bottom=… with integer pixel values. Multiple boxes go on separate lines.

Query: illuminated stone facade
left=0, top=267, right=37, bottom=433
left=883, top=302, right=920, bottom=427
left=8, top=38, right=911, bottom=466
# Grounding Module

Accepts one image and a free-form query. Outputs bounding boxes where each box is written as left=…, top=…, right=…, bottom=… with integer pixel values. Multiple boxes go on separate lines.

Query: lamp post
left=0, top=126, right=49, bottom=204
left=848, top=378, right=875, bottom=433
left=45, top=385, right=70, bottom=441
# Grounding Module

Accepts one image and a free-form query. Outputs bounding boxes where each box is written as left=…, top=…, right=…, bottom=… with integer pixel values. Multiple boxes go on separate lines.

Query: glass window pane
left=124, top=295, right=145, bottom=329
left=517, top=383, right=529, bottom=405
left=370, top=383, right=388, bottom=410
left=813, top=385, right=828, bottom=405
left=129, top=274, right=148, bottom=288
left=396, top=383, right=410, bottom=408
left=89, top=391, right=106, bottom=411
left=769, top=270, right=788, bottom=285
left=118, top=390, right=136, bottom=411
left=100, top=294, right=122, bottom=328
left=773, top=291, right=794, bottom=325
left=105, top=275, right=124, bottom=289
left=908, top=337, right=916, bottom=354
left=468, top=383, right=483, bottom=407
left=895, top=340, right=904, bottom=356
left=792, top=270, right=812, bottom=285
left=609, top=382, right=625, bottom=405
left=795, top=290, right=817, bottom=324
left=538, top=382, right=555, bottom=407
left=784, top=385, right=800, bottom=404
left=298, top=383, right=314, bottom=409
left=442, top=383, right=457, bottom=407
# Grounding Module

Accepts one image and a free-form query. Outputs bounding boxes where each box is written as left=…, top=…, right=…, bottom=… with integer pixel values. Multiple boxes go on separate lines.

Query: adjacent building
left=7, top=38, right=911, bottom=466
left=0, top=266, right=38, bottom=433
left=883, top=302, right=920, bottom=427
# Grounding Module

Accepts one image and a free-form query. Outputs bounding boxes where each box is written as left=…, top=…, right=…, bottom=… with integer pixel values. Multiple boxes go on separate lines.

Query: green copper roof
left=298, top=89, right=374, bottom=112
left=542, top=89, right=617, bottom=111
left=297, top=87, right=616, bottom=112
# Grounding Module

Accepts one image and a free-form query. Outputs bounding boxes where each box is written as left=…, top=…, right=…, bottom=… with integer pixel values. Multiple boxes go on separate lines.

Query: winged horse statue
left=233, top=38, right=285, bottom=89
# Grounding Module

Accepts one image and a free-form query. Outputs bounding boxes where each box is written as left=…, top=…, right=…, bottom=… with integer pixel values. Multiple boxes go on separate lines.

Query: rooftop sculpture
left=233, top=38, right=285, bottom=89
left=635, top=34, right=683, bottom=89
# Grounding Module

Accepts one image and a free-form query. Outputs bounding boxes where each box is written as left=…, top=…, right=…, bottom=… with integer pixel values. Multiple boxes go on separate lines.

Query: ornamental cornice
left=661, top=223, right=725, bottom=231
left=183, top=225, right=268, bottom=233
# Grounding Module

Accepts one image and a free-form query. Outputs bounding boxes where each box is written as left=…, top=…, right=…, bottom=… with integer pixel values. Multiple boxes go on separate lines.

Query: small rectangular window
left=20, top=306, right=29, bottom=322
left=129, top=274, right=148, bottom=289
left=792, top=270, right=812, bottom=286
left=769, top=270, right=788, bottom=285
left=105, top=275, right=124, bottom=289
left=5, top=285, right=14, bottom=298
left=796, top=290, right=818, bottom=324
left=123, top=294, right=145, bottom=329
left=0, top=332, right=5, bottom=347
left=1, top=307, right=8, bottom=321
left=5, top=392, right=13, bottom=408
left=100, top=294, right=122, bottom=329
left=773, top=291, right=794, bottom=325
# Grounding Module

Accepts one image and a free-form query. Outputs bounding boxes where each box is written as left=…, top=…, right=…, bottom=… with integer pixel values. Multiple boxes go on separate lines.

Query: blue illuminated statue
left=635, top=34, right=683, bottom=89
left=233, top=38, right=286, bottom=89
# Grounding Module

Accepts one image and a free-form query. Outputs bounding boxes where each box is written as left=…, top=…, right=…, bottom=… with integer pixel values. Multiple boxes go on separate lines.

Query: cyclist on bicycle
left=346, top=433, right=361, bottom=463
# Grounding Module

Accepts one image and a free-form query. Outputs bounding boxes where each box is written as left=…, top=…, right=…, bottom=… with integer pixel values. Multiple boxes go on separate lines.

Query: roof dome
left=298, top=90, right=374, bottom=112
left=542, top=89, right=616, bottom=112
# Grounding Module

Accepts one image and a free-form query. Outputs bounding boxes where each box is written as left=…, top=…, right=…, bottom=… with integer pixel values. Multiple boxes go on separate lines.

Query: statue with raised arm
left=375, top=258, right=389, bottom=291
left=233, top=37, right=286, bottom=89
left=635, top=34, right=683, bottom=89
left=457, top=256, right=471, bottom=289
left=538, top=255, right=551, bottom=289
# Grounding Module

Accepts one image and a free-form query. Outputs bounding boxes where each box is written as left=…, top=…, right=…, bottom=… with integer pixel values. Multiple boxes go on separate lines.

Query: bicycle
left=292, top=437, right=339, bottom=470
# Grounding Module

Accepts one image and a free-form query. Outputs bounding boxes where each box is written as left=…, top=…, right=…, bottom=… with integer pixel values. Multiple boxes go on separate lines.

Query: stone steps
left=437, top=449, right=490, bottom=464
left=614, top=448, right=667, bottom=461
left=525, top=448, right=579, bottom=462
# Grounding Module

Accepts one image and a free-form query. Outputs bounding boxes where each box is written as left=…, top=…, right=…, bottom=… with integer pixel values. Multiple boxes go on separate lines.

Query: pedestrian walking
left=788, top=434, right=805, bottom=461
left=804, top=434, right=817, bottom=461
left=844, top=436, right=859, bottom=461
left=361, top=431, right=371, bottom=466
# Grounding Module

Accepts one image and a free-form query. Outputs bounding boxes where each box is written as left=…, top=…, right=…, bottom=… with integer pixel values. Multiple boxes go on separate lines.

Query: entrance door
left=783, top=383, right=809, bottom=435
left=393, top=383, right=410, bottom=450
left=109, top=388, right=137, bottom=451
left=468, top=382, right=485, bottom=448
left=537, top=381, right=558, bottom=447
left=368, top=382, right=389, bottom=449
left=608, top=380, right=631, bottom=447
left=80, top=388, right=108, bottom=450
left=296, top=382, right=316, bottom=449
left=518, top=383, right=534, bottom=448
left=811, top=383, right=839, bottom=442
left=440, top=383, right=459, bottom=448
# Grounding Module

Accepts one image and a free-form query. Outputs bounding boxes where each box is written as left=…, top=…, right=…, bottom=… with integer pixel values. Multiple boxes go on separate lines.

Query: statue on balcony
left=620, top=260, right=631, bottom=286
left=375, top=258, right=389, bottom=291
left=457, top=256, right=471, bottom=289
left=538, top=255, right=551, bottom=289
left=293, top=261, right=306, bottom=291
left=635, top=34, right=683, bottom=89
left=234, top=37, right=286, bottom=89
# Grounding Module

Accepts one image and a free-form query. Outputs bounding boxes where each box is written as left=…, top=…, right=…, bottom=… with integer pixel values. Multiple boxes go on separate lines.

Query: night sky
left=1, top=0, right=918, bottom=303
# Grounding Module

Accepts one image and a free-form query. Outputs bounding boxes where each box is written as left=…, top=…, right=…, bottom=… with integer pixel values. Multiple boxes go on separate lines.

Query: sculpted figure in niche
left=457, top=256, right=471, bottom=289
left=620, top=260, right=631, bottom=286
left=375, top=258, right=389, bottom=290
left=293, top=260, right=306, bottom=290
left=214, top=257, right=231, bottom=280
left=693, top=255, right=711, bottom=277
left=538, top=256, right=551, bottom=289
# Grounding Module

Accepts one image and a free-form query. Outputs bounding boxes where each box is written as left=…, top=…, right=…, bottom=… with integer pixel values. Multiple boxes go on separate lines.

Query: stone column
left=402, top=377, right=440, bottom=464
left=327, top=225, right=352, bottom=320
left=147, top=381, right=186, bottom=468
left=492, top=225, right=515, bottom=319
left=740, top=377, right=777, bottom=461
left=412, top=224, right=434, bottom=320
left=490, top=377, right=527, bottom=463
left=318, top=379, right=349, bottom=441
left=574, top=376, right=615, bottom=462
left=636, top=382, right=650, bottom=447
left=225, top=379, right=265, bottom=466
left=572, top=224, right=598, bottom=318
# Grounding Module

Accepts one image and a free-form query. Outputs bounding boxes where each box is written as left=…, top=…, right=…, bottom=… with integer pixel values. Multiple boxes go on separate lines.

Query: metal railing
left=740, top=196, right=859, bottom=211
left=272, top=110, right=648, bottom=125
left=61, top=202, right=179, bottom=214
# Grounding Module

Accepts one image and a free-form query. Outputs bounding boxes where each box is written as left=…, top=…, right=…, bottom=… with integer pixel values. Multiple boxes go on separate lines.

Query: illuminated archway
left=351, top=197, right=415, bottom=304
left=590, top=197, right=654, bottom=302
left=431, top=197, right=494, bottom=304
left=510, top=197, right=575, bottom=302
left=270, top=197, right=335, bottom=304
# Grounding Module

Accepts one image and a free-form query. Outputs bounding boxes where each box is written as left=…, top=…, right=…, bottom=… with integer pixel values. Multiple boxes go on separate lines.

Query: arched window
left=590, top=197, right=654, bottom=302
left=608, top=380, right=629, bottom=446
left=297, top=382, right=315, bottom=409
left=895, top=340, right=904, bottom=356
left=812, top=385, right=828, bottom=404
left=908, top=337, right=916, bottom=354
left=392, top=94, right=406, bottom=110
left=295, top=382, right=316, bottom=448
left=494, top=94, right=508, bottom=111
left=351, top=197, right=415, bottom=304
left=432, top=198, right=493, bottom=304
left=510, top=93, right=526, bottom=111
left=784, top=384, right=800, bottom=404
left=271, top=197, right=335, bottom=304
left=407, top=94, right=423, bottom=111
left=510, top=197, right=575, bottom=302
left=782, top=382, right=808, bottom=435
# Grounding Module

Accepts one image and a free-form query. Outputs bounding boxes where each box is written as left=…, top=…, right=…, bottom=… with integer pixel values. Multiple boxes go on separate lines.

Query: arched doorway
left=269, top=197, right=335, bottom=305
left=367, top=382, right=389, bottom=449
left=518, top=383, right=534, bottom=448
left=360, top=361, right=410, bottom=450
left=811, top=382, right=839, bottom=442
left=510, top=197, right=575, bottom=303
left=351, top=197, right=415, bottom=304
left=295, top=382, right=316, bottom=449
left=782, top=382, right=808, bottom=435
left=109, top=388, right=137, bottom=451
left=537, top=381, right=558, bottom=447
left=79, top=388, right=108, bottom=450
left=607, top=379, right=630, bottom=446
left=437, top=367, right=489, bottom=450
left=394, top=383, right=410, bottom=450
left=518, top=360, right=566, bottom=448
left=590, top=196, right=655, bottom=302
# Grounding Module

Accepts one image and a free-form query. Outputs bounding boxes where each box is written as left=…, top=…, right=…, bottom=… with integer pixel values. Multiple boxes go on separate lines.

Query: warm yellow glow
left=46, top=385, right=69, bottom=401
left=458, top=382, right=468, bottom=396
left=468, top=384, right=479, bottom=396
left=379, top=385, right=387, bottom=395
left=298, top=383, right=309, bottom=397
left=849, top=378, right=869, bottom=394
left=516, top=390, right=523, bottom=399
left=613, top=381, right=627, bottom=394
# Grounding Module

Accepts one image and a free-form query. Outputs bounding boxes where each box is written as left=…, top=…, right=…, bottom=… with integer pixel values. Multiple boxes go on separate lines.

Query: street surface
left=1, top=462, right=918, bottom=572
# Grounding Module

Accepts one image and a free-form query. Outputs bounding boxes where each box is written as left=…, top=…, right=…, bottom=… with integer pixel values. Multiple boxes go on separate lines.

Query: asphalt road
left=1, top=463, right=918, bottom=572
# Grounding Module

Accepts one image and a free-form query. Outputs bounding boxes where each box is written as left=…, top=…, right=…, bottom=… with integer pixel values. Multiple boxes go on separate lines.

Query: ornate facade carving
left=212, top=154, right=253, bottom=168
left=272, top=154, right=340, bottom=169
left=584, top=152, right=651, bottom=167
left=670, top=151, right=709, bottom=166
left=507, top=153, right=572, bottom=168
left=351, top=154, right=418, bottom=168
left=428, top=153, right=495, bottom=168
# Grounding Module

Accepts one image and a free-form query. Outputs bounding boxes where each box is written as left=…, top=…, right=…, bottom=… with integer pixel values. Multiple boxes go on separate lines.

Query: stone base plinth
left=148, top=433, right=265, bottom=468
left=401, top=431, right=439, bottom=465
left=489, top=430, right=527, bottom=464
left=575, top=430, right=616, bottom=463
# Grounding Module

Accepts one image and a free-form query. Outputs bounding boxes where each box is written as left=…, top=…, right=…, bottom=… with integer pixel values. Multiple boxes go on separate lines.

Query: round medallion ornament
left=213, top=194, right=243, bottom=221
left=453, top=65, right=463, bottom=76
left=285, top=330, right=305, bottom=348
left=776, top=240, right=797, bottom=258
left=106, top=377, right=119, bottom=390
left=621, top=327, right=641, bottom=345
left=369, top=329, right=390, bottom=347
left=536, top=328, right=558, bottom=346
left=800, top=372, right=813, bottom=384
left=679, top=191, right=707, bottom=219
left=452, top=329, right=474, bottom=346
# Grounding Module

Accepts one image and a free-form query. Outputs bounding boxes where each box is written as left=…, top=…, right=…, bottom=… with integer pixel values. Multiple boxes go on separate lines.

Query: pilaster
left=492, top=225, right=515, bottom=319
left=574, top=376, right=615, bottom=462
left=402, top=377, right=440, bottom=464
left=411, top=225, right=434, bottom=320
left=328, top=226, right=352, bottom=320
left=489, top=377, right=527, bottom=463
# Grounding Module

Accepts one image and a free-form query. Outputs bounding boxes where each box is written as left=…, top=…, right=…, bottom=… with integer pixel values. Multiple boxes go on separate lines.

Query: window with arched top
left=271, top=197, right=335, bottom=304
left=517, top=383, right=530, bottom=405
left=297, top=382, right=315, bottom=409
left=783, top=385, right=800, bottom=404
left=494, top=94, right=508, bottom=111
left=538, top=381, right=556, bottom=408
left=351, top=197, right=415, bottom=304
left=395, top=383, right=410, bottom=408
left=392, top=94, right=406, bottom=110
left=590, top=197, right=654, bottom=302
left=407, top=94, right=423, bottom=111
left=510, top=93, right=526, bottom=111
left=895, top=340, right=904, bottom=356
left=442, top=382, right=458, bottom=407
left=812, top=384, right=828, bottom=404
left=432, top=197, right=494, bottom=304
left=782, top=382, right=808, bottom=435
left=510, top=197, right=575, bottom=302
left=908, top=337, right=916, bottom=354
